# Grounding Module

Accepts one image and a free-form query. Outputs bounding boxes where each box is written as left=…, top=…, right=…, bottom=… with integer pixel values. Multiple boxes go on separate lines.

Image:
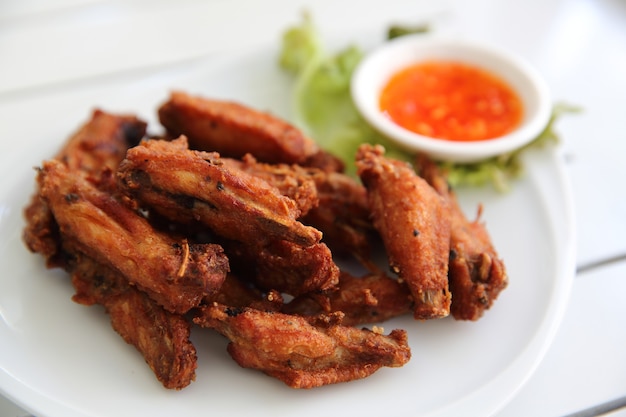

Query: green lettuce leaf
left=278, top=12, right=321, bottom=76
left=279, top=15, right=409, bottom=176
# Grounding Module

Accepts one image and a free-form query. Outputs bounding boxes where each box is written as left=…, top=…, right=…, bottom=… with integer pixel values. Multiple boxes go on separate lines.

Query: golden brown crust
left=205, top=274, right=284, bottom=311
left=416, top=155, right=508, bottom=320
left=71, top=254, right=197, bottom=390
left=356, top=144, right=451, bottom=320
left=117, top=137, right=322, bottom=247
left=158, top=91, right=319, bottom=164
left=116, top=137, right=339, bottom=297
left=221, top=154, right=320, bottom=217
left=22, top=109, right=201, bottom=390
left=302, top=169, right=375, bottom=263
left=38, top=160, right=229, bottom=314
left=302, top=148, right=346, bottom=173
left=193, top=303, right=410, bottom=388
left=223, top=154, right=374, bottom=264
left=220, top=238, right=339, bottom=297
left=23, top=109, right=146, bottom=266
left=284, top=271, right=413, bottom=326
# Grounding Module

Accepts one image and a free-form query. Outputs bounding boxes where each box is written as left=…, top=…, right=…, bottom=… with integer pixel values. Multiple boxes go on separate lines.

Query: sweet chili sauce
left=379, top=61, right=523, bottom=142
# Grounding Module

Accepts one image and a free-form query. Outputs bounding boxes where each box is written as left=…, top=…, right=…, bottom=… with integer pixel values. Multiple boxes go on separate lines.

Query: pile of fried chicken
left=22, top=91, right=507, bottom=390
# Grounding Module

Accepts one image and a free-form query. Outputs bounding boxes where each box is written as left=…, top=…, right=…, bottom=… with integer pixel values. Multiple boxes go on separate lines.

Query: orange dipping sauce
left=379, top=61, right=524, bottom=142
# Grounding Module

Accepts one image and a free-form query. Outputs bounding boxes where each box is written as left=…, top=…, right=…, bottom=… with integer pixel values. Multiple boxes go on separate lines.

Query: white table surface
left=1, top=0, right=625, bottom=416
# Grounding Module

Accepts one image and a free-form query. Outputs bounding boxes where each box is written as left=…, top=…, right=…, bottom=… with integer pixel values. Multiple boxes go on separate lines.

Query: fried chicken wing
left=38, top=160, right=229, bottom=314
left=224, top=155, right=373, bottom=263
left=117, top=137, right=322, bottom=247
left=23, top=110, right=146, bottom=267
left=193, top=303, right=410, bottom=388
left=221, top=154, right=319, bottom=216
left=52, top=109, right=146, bottom=176
left=222, top=238, right=339, bottom=297
left=284, top=271, right=413, bottom=326
left=301, top=170, right=375, bottom=264
left=416, top=155, right=508, bottom=320
left=158, top=91, right=319, bottom=164
left=203, top=273, right=284, bottom=313
left=302, top=148, right=346, bottom=173
left=70, top=253, right=197, bottom=389
left=356, top=144, right=451, bottom=320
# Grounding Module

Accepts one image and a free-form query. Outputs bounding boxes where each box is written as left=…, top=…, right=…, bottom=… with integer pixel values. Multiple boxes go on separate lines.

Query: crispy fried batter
left=158, top=91, right=319, bottom=164
left=221, top=238, right=339, bottom=297
left=23, top=110, right=146, bottom=266
left=224, top=155, right=373, bottom=263
left=205, top=273, right=284, bottom=312
left=52, top=109, right=146, bottom=176
left=302, top=148, right=346, bottom=173
left=221, top=154, right=320, bottom=216
left=302, top=170, right=375, bottom=263
left=21, top=110, right=198, bottom=390
left=117, top=137, right=322, bottom=247
left=284, top=271, right=413, bottom=326
left=356, top=144, right=451, bottom=320
left=416, top=155, right=508, bottom=320
left=194, top=303, right=410, bottom=388
left=205, top=274, right=264, bottom=308
left=70, top=253, right=197, bottom=389
left=38, top=160, right=229, bottom=314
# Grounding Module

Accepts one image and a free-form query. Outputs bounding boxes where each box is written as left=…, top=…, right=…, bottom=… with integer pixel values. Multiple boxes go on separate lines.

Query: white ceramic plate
left=0, top=46, right=575, bottom=417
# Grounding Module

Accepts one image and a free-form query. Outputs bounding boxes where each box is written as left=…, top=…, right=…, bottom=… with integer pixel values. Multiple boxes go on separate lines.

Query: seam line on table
left=576, top=253, right=626, bottom=275
left=561, top=395, right=626, bottom=417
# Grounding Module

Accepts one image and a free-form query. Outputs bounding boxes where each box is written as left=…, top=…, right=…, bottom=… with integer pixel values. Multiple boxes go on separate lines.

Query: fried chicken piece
left=206, top=274, right=263, bottom=307
left=38, top=160, right=229, bottom=314
left=222, top=238, right=339, bottom=297
left=158, top=91, right=319, bottom=165
left=23, top=109, right=146, bottom=267
left=221, top=154, right=319, bottom=216
left=206, top=273, right=283, bottom=312
left=302, top=148, right=346, bottom=173
left=52, top=109, right=145, bottom=177
left=224, top=155, right=373, bottom=263
left=301, top=170, right=375, bottom=264
left=117, top=137, right=322, bottom=247
left=70, top=252, right=197, bottom=389
left=416, top=155, right=508, bottom=320
left=117, top=138, right=337, bottom=295
left=284, top=271, right=413, bottom=326
left=356, top=144, right=451, bottom=320
left=193, top=303, right=411, bottom=388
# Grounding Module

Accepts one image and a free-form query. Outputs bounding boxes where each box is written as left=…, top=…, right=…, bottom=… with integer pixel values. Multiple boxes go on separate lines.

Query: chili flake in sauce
left=379, top=61, right=523, bottom=142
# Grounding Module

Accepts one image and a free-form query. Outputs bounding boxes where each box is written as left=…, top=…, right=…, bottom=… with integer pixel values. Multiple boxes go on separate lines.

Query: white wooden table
left=1, top=0, right=625, bottom=416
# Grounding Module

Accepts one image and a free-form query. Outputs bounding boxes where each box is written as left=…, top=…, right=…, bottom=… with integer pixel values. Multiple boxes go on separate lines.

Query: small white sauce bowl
left=351, top=35, right=552, bottom=163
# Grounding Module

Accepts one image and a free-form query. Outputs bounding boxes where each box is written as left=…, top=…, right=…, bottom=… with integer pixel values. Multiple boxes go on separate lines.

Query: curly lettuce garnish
left=279, top=15, right=409, bottom=176
left=279, top=12, right=322, bottom=76
left=278, top=15, right=577, bottom=190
